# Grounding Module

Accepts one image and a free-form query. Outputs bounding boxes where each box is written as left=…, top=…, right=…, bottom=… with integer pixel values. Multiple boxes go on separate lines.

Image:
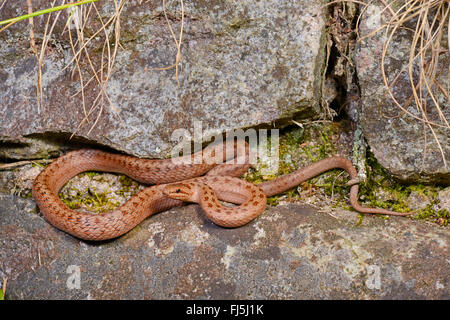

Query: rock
left=1, top=193, right=448, bottom=299
left=437, top=187, right=450, bottom=211
left=0, top=164, right=40, bottom=196
left=355, top=1, right=449, bottom=183
left=0, top=0, right=328, bottom=159
left=0, top=134, right=96, bottom=160
left=406, top=191, right=433, bottom=212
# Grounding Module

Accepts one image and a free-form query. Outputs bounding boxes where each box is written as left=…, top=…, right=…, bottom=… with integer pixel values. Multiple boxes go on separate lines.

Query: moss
left=302, top=130, right=336, bottom=162
left=82, top=171, right=101, bottom=179
left=407, top=184, right=440, bottom=199
left=414, top=202, right=449, bottom=226
left=358, top=151, right=447, bottom=222
left=57, top=170, right=143, bottom=213
left=356, top=213, right=364, bottom=226
left=119, top=174, right=134, bottom=187
left=353, top=151, right=410, bottom=213
left=23, top=192, right=33, bottom=199
left=243, top=123, right=445, bottom=225
left=60, top=187, right=121, bottom=213
left=30, top=161, right=47, bottom=168
left=244, top=122, right=345, bottom=206
left=228, top=16, right=251, bottom=30
left=267, top=196, right=280, bottom=206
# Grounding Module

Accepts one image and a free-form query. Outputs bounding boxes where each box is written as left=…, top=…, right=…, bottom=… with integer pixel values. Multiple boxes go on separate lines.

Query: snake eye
left=176, top=189, right=181, bottom=193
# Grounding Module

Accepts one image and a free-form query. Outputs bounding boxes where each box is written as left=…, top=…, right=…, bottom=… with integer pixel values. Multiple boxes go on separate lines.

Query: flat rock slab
left=1, top=193, right=448, bottom=299
left=0, top=0, right=327, bottom=158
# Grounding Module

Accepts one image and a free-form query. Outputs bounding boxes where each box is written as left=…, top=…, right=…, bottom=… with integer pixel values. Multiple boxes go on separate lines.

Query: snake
left=32, top=141, right=412, bottom=241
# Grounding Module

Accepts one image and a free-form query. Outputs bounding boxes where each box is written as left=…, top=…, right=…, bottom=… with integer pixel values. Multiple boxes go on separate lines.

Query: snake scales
left=32, top=141, right=411, bottom=240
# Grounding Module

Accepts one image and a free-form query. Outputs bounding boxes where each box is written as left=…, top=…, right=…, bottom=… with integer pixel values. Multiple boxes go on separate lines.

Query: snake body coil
left=33, top=143, right=411, bottom=240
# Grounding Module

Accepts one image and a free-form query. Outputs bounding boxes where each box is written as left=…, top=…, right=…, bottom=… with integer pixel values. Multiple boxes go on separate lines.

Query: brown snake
left=33, top=141, right=412, bottom=241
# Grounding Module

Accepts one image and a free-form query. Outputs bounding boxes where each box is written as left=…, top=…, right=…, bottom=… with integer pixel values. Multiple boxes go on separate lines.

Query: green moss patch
left=58, top=171, right=144, bottom=213
left=244, top=122, right=351, bottom=206
left=359, top=152, right=447, bottom=224
left=243, top=122, right=447, bottom=226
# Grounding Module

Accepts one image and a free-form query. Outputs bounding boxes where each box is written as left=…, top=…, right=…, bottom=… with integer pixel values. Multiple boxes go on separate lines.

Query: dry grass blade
left=0, top=0, right=7, bottom=11
left=335, top=0, right=450, bottom=168
left=379, top=0, right=449, bottom=168
left=69, top=0, right=185, bottom=136
left=0, top=159, right=53, bottom=170
left=61, top=1, right=125, bottom=73
left=63, top=0, right=126, bottom=138
left=148, top=0, right=185, bottom=86
left=85, top=0, right=126, bottom=136
left=66, top=6, right=89, bottom=121
left=329, top=0, right=449, bottom=170
left=27, top=0, right=38, bottom=55
left=36, top=0, right=64, bottom=114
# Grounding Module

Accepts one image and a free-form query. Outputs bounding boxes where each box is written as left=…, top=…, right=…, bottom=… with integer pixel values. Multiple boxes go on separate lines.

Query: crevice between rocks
left=0, top=132, right=122, bottom=161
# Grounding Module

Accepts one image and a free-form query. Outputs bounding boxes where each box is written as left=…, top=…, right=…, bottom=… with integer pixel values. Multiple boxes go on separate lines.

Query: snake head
left=163, top=183, right=197, bottom=202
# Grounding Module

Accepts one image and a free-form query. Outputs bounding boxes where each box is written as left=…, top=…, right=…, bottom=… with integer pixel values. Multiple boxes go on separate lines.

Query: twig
left=148, top=0, right=185, bottom=85
left=0, top=159, right=52, bottom=170
left=27, top=0, right=38, bottom=55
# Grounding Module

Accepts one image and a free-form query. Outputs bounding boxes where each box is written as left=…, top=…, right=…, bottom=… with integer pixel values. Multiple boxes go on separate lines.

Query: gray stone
left=0, top=0, right=328, bottom=159
left=1, top=193, right=448, bottom=299
left=437, top=187, right=450, bottom=211
left=355, top=1, right=449, bottom=183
